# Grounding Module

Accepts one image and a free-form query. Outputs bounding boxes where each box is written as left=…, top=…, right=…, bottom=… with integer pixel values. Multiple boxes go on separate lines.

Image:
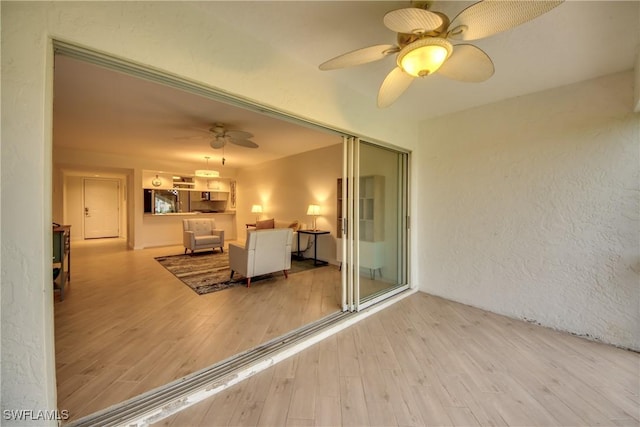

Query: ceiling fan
left=319, top=0, right=563, bottom=108
left=207, top=123, right=258, bottom=150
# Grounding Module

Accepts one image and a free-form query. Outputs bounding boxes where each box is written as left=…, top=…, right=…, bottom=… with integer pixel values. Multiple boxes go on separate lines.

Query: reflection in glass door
left=341, top=137, right=409, bottom=311
left=357, top=141, right=409, bottom=307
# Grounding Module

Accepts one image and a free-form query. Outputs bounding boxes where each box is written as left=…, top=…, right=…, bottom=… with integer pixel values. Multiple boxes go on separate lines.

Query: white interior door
left=84, top=178, right=120, bottom=239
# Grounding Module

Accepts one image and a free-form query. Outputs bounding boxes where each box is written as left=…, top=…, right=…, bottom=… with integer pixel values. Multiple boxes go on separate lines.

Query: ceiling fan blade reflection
left=174, top=135, right=207, bottom=141
left=377, top=67, right=414, bottom=108
left=319, top=44, right=397, bottom=70
left=173, top=126, right=212, bottom=140
left=448, top=1, right=563, bottom=41
left=229, top=138, right=259, bottom=149
left=437, top=44, right=494, bottom=82
left=225, top=129, right=253, bottom=139
left=383, top=8, right=443, bottom=34
left=210, top=138, right=225, bottom=149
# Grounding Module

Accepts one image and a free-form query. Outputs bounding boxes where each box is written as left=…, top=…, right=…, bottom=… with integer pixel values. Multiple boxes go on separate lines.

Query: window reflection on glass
left=145, top=189, right=227, bottom=214
left=358, top=142, right=408, bottom=302
left=153, top=190, right=186, bottom=214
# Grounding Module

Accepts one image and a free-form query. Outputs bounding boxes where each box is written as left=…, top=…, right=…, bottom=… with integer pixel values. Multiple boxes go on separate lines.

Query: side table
left=297, top=230, right=329, bottom=266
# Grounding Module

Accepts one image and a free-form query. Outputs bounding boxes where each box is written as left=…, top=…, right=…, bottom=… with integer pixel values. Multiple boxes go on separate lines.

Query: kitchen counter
left=144, top=211, right=236, bottom=216
left=141, top=211, right=237, bottom=247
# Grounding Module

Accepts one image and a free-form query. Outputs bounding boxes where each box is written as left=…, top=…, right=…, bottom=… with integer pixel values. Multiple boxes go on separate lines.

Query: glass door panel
left=340, top=137, right=409, bottom=312
left=357, top=141, right=408, bottom=307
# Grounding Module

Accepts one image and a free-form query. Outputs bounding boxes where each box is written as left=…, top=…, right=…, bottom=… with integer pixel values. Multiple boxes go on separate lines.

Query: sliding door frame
left=51, top=39, right=413, bottom=423
left=341, top=136, right=361, bottom=312
left=342, top=137, right=411, bottom=312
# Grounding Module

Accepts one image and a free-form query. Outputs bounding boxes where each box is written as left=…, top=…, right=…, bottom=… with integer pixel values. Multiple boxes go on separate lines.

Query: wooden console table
left=53, top=225, right=71, bottom=301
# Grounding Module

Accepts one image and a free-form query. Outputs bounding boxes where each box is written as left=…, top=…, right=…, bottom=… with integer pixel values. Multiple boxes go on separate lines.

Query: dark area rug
left=155, top=250, right=326, bottom=295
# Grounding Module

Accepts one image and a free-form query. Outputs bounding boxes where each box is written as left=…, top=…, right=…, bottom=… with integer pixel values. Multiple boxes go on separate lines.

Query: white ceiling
left=53, top=1, right=639, bottom=169
left=53, top=55, right=341, bottom=169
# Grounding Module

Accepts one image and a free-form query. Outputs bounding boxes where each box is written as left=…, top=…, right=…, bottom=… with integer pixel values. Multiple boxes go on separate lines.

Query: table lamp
left=251, top=204, right=263, bottom=223
left=306, top=204, right=320, bottom=231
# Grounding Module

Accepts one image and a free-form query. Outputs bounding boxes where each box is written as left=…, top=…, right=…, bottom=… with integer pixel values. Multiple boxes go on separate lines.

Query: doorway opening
left=52, top=41, right=410, bottom=423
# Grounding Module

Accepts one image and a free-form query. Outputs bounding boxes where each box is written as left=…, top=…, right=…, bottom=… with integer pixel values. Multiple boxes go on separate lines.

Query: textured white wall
left=419, top=71, right=639, bottom=350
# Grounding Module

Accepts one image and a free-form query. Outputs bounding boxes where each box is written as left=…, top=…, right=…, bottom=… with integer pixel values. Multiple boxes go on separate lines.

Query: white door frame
left=341, top=136, right=411, bottom=312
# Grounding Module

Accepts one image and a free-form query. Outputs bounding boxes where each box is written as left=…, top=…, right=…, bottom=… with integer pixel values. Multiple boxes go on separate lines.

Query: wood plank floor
left=54, top=238, right=342, bottom=423
left=153, top=292, right=640, bottom=427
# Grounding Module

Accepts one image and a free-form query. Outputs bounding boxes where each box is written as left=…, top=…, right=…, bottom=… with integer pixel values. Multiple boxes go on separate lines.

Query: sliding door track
left=67, top=310, right=354, bottom=427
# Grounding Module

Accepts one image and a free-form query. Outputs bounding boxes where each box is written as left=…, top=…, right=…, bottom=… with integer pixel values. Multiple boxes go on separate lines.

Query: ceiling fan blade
left=437, top=44, right=494, bottom=82
left=383, top=8, right=443, bottom=34
left=319, top=44, right=397, bottom=70
left=377, top=67, right=414, bottom=108
left=210, top=138, right=225, bottom=149
left=448, top=1, right=563, bottom=41
left=225, top=129, right=253, bottom=139
left=229, top=138, right=259, bottom=149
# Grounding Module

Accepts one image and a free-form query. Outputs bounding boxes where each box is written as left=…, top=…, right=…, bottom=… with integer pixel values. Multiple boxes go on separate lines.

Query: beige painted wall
left=236, top=141, right=409, bottom=281
left=56, top=146, right=339, bottom=250
left=418, top=71, right=640, bottom=350
left=53, top=147, right=240, bottom=248
left=237, top=143, right=343, bottom=263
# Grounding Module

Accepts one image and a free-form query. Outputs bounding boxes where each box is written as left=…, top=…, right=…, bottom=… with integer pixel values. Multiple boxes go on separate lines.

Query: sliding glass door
left=341, top=137, right=410, bottom=311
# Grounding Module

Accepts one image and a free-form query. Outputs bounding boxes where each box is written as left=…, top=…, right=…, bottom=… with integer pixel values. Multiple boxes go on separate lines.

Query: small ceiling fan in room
left=177, top=123, right=258, bottom=149
left=207, top=123, right=258, bottom=150
left=319, top=0, right=563, bottom=108
left=176, top=123, right=257, bottom=166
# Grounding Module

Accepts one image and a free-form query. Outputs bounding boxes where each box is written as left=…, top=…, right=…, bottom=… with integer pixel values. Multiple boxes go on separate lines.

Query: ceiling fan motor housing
left=212, top=124, right=226, bottom=135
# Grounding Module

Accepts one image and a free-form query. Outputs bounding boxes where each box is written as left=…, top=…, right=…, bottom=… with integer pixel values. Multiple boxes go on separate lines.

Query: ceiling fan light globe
left=398, top=38, right=452, bottom=77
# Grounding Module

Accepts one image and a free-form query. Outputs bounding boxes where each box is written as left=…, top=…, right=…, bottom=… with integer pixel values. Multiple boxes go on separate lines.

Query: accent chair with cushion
left=182, top=218, right=225, bottom=255
left=229, top=228, right=293, bottom=287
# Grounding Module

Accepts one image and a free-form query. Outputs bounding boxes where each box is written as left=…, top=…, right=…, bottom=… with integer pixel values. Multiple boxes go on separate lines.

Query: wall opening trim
left=53, top=40, right=346, bottom=140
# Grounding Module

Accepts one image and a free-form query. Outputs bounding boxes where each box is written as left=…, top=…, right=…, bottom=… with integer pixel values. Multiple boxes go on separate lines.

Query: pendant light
left=195, top=156, right=219, bottom=178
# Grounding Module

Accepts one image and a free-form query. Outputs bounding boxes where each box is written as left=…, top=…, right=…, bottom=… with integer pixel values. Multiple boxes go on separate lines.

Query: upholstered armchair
left=182, top=218, right=225, bottom=254
left=229, top=228, right=292, bottom=287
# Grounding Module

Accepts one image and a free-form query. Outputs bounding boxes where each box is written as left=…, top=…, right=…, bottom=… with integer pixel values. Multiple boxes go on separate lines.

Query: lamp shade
left=306, top=204, right=320, bottom=216
left=251, top=204, right=263, bottom=214
left=307, top=204, right=320, bottom=230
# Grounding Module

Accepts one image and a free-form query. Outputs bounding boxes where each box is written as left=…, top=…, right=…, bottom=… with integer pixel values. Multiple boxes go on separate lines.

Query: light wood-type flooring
left=54, top=238, right=344, bottom=423
left=154, top=292, right=640, bottom=427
